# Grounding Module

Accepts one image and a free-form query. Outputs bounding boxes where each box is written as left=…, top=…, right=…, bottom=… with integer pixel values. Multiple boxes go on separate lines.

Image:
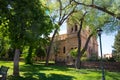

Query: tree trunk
left=25, top=46, right=33, bottom=64
left=75, top=56, right=81, bottom=69
left=75, top=12, right=87, bottom=69
left=45, top=28, right=58, bottom=65
left=13, top=49, right=20, bottom=76
left=55, top=54, right=58, bottom=64
left=75, top=23, right=82, bottom=69
left=45, top=1, right=76, bottom=65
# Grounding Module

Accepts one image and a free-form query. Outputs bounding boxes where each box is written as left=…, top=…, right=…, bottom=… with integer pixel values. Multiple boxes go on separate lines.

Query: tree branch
left=81, top=32, right=94, bottom=56
left=73, top=0, right=120, bottom=20
left=58, top=0, right=62, bottom=21
left=92, top=0, right=94, bottom=5
left=60, top=4, right=77, bottom=25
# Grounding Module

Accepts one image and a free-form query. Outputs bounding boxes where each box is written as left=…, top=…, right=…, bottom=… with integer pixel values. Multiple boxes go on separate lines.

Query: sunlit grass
left=0, top=61, right=120, bottom=80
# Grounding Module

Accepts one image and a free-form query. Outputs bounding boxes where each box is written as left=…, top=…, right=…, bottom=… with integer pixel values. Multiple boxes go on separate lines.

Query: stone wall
left=81, top=61, right=120, bottom=72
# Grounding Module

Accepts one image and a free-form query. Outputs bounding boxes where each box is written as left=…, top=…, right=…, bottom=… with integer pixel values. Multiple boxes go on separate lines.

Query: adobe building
left=50, top=22, right=98, bottom=64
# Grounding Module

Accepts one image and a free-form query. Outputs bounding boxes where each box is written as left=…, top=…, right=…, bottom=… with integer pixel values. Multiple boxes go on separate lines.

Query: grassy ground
left=0, top=61, right=120, bottom=80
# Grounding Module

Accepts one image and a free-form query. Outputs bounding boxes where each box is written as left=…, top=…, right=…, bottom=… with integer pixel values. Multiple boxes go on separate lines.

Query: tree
left=72, top=0, right=120, bottom=32
left=45, top=0, right=77, bottom=65
left=35, top=40, right=47, bottom=61
left=67, top=4, right=114, bottom=68
left=52, top=34, right=60, bottom=63
left=113, top=30, right=120, bottom=62
left=75, top=12, right=95, bottom=69
left=44, top=0, right=120, bottom=68
left=73, top=0, right=120, bottom=20
left=0, top=0, right=54, bottom=76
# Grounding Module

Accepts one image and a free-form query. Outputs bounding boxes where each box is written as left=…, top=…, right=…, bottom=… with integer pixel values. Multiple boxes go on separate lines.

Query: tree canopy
left=0, top=0, right=54, bottom=76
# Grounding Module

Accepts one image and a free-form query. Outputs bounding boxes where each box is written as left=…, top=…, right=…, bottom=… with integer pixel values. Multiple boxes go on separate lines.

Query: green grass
left=0, top=61, right=120, bottom=80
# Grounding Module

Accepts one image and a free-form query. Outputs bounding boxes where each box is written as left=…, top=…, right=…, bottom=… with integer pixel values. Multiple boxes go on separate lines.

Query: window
left=75, top=24, right=77, bottom=31
left=71, top=27, right=73, bottom=32
left=75, top=47, right=77, bottom=49
left=63, top=46, right=66, bottom=53
left=71, top=48, right=73, bottom=50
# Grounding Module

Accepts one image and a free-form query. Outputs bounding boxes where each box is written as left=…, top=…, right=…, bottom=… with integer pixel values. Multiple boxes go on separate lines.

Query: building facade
left=50, top=23, right=98, bottom=64
left=104, top=54, right=112, bottom=59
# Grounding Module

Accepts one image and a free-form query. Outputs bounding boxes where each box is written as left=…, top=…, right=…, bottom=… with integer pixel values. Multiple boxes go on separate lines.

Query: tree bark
left=81, top=33, right=94, bottom=54
left=75, top=21, right=82, bottom=69
left=13, top=49, right=20, bottom=76
left=45, top=28, right=58, bottom=65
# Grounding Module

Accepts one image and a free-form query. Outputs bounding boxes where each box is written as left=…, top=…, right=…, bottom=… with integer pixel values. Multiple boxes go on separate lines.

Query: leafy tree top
left=0, top=0, right=54, bottom=48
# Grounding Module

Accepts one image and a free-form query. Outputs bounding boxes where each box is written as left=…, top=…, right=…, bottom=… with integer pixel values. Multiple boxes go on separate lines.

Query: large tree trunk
left=75, top=56, right=81, bottom=69
left=75, top=12, right=87, bottom=69
left=75, top=33, right=93, bottom=69
left=13, top=49, right=20, bottom=76
left=45, top=28, right=58, bottom=65
left=75, top=20, right=82, bottom=69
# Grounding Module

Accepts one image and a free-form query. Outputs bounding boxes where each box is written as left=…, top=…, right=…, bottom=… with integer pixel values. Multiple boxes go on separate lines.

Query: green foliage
left=35, top=47, right=46, bottom=58
left=70, top=49, right=77, bottom=58
left=74, top=0, right=120, bottom=33
left=70, top=48, right=87, bottom=59
left=113, top=30, right=120, bottom=62
left=70, top=48, right=96, bottom=63
left=81, top=52, right=87, bottom=61
left=6, top=48, right=15, bottom=60
left=25, top=46, right=34, bottom=64
left=105, top=57, right=116, bottom=62
left=0, top=0, right=55, bottom=64
left=0, top=0, right=54, bottom=49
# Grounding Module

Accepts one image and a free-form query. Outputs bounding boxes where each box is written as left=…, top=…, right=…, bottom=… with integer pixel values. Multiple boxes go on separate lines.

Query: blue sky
left=59, top=23, right=116, bottom=56
left=98, top=32, right=116, bottom=55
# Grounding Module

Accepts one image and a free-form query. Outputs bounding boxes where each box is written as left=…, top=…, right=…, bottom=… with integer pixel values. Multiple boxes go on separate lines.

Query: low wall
left=81, top=62, right=120, bottom=72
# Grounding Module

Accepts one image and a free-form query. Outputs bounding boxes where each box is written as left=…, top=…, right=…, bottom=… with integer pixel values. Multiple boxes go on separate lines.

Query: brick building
left=50, top=23, right=98, bottom=64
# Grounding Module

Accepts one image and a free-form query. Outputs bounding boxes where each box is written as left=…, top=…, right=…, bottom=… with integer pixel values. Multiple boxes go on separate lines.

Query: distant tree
left=113, top=30, right=120, bottom=62
left=35, top=46, right=46, bottom=61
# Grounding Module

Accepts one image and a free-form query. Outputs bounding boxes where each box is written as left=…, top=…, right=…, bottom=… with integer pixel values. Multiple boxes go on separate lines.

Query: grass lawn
left=0, top=61, right=120, bottom=80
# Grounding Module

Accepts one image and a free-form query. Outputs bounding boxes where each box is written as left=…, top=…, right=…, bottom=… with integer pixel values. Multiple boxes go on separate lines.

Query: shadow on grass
left=8, top=62, right=120, bottom=80
left=7, top=63, right=75, bottom=80
left=7, top=73, right=75, bottom=80
left=106, top=71, right=120, bottom=80
left=44, top=73, right=75, bottom=80
left=20, top=64, right=70, bottom=73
